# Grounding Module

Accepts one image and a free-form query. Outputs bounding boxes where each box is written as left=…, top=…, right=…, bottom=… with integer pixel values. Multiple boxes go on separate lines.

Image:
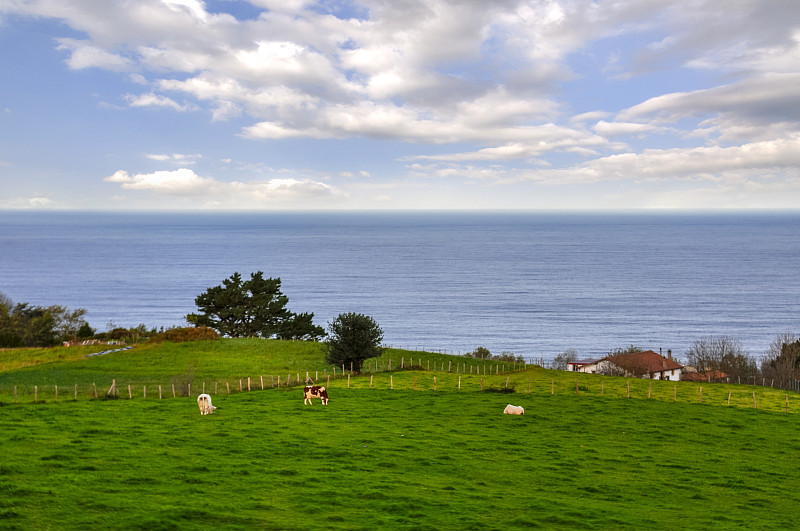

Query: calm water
left=1, top=211, right=798, bottom=362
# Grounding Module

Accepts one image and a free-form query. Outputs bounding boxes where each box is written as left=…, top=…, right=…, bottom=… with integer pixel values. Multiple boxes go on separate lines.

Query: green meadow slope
left=1, top=340, right=800, bottom=529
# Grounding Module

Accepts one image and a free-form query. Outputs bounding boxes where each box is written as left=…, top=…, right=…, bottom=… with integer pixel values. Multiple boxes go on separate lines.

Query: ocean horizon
left=1, top=210, right=799, bottom=363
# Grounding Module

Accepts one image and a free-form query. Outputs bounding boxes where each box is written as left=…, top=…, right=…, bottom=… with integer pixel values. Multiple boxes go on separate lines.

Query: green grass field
left=2, top=340, right=800, bottom=529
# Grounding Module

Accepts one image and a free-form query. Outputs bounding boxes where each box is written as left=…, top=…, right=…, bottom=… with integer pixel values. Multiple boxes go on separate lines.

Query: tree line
left=0, top=292, right=95, bottom=348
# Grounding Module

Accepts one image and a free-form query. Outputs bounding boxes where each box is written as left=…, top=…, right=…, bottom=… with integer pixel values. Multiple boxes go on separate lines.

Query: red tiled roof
left=603, top=350, right=683, bottom=374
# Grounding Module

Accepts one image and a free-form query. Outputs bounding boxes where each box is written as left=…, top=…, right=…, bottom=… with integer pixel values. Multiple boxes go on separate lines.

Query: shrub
left=151, top=326, right=220, bottom=343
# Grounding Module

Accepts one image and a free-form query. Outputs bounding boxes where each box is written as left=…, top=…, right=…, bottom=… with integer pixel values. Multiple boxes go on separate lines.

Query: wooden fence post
left=727, top=391, right=731, bottom=405
left=35, top=385, right=38, bottom=402
left=434, top=376, right=437, bottom=391
left=327, top=374, right=330, bottom=387
left=480, top=377, right=483, bottom=391
left=14, top=385, right=17, bottom=403
left=93, top=383, right=97, bottom=398
left=226, top=382, right=230, bottom=394
left=753, top=392, right=757, bottom=409
left=370, top=374, right=373, bottom=388
left=626, top=380, right=630, bottom=398
left=601, top=380, right=604, bottom=397
left=188, top=383, right=191, bottom=397
left=459, top=375, right=462, bottom=390
left=144, top=385, right=146, bottom=399
left=55, top=384, right=58, bottom=403
left=648, top=381, right=652, bottom=399
left=261, top=376, right=264, bottom=390
left=159, top=385, right=162, bottom=400
left=347, top=374, right=350, bottom=388
left=128, top=385, right=132, bottom=399
left=575, top=379, right=579, bottom=395
left=699, top=386, right=702, bottom=403
left=74, top=384, right=78, bottom=401
left=390, top=375, right=393, bottom=390
left=248, top=377, right=251, bottom=391
left=203, top=382, right=205, bottom=394
left=172, top=384, right=176, bottom=398
left=240, top=379, right=243, bottom=391
left=551, top=379, right=554, bottom=395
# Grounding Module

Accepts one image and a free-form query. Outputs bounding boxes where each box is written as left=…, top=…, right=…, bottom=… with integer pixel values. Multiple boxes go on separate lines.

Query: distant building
left=567, top=359, right=601, bottom=372
left=568, top=350, right=683, bottom=381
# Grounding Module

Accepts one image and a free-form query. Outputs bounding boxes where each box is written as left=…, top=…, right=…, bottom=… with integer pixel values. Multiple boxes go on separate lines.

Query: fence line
left=2, top=367, right=796, bottom=413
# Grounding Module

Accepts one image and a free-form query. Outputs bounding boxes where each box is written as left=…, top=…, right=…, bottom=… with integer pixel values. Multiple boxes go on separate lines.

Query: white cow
left=197, top=393, right=217, bottom=415
left=503, top=404, right=524, bottom=415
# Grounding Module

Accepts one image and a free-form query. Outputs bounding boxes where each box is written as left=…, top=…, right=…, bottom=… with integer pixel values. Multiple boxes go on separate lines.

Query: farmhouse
left=569, top=350, right=683, bottom=381
left=567, top=359, right=601, bottom=372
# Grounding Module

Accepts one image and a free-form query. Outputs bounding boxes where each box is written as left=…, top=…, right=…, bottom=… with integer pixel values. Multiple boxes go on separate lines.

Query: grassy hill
left=1, top=339, right=800, bottom=529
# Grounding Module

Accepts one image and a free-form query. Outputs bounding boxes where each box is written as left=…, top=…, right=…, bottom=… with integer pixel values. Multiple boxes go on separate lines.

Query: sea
left=1, top=210, right=798, bottom=364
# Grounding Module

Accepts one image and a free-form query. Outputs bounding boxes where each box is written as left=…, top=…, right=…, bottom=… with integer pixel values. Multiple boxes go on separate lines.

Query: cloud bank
left=2, top=0, right=799, bottom=209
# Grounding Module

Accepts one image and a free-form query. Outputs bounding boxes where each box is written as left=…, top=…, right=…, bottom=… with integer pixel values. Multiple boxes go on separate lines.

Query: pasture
left=1, top=340, right=800, bottom=529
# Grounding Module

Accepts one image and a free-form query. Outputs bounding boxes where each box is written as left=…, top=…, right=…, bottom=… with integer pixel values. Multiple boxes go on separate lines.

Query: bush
left=151, top=326, right=220, bottom=343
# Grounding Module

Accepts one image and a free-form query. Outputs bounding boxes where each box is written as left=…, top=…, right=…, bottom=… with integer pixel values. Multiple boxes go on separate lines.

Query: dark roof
left=569, top=359, right=600, bottom=366
left=603, top=350, right=683, bottom=374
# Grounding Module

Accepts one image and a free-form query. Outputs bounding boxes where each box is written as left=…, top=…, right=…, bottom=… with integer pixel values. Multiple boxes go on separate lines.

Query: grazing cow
left=197, top=393, right=217, bottom=415
left=503, top=404, right=524, bottom=415
left=303, top=385, right=329, bottom=405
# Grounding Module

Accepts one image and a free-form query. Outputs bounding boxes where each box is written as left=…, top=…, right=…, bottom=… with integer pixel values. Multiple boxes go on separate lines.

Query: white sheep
left=503, top=404, right=524, bottom=415
left=197, top=393, right=217, bottom=415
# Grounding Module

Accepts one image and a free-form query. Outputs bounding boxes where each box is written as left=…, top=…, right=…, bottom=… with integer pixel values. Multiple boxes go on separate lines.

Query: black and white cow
left=303, top=385, right=329, bottom=405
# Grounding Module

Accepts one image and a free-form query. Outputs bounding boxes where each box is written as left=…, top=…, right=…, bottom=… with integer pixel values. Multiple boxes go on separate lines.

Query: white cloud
left=105, top=168, right=216, bottom=194
left=124, top=93, right=197, bottom=111
left=56, top=38, right=132, bottom=71
left=145, top=153, right=202, bottom=165
left=593, top=121, right=664, bottom=138
left=104, top=168, right=341, bottom=207
left=0, top=195, right=55, bottom=209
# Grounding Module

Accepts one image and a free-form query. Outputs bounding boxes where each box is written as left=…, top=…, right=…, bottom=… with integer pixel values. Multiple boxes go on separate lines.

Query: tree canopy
left=0, top=292, right=93, bottom=348
left=323, top=312, right=384, bottom=372
left=187, top=272, right=324, bottom=341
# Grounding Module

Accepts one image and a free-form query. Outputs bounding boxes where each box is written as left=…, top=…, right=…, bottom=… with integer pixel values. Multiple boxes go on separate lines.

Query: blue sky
left=1, top=0, right=799, bottom=210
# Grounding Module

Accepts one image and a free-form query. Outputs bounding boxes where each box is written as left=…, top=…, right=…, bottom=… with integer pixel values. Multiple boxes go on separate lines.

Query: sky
left=1, top=0, right=799, bottom=211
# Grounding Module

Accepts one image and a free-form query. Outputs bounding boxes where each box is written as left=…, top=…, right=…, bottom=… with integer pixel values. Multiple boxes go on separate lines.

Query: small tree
left=465, top=346, right=492, bottom=359
left=760, top=333, right=799, bottom=388
left=686, top=336, right=756, bottom=381
left=553, top=349, right=579, bottom=370
left=324, top=313, right=383, bottom=373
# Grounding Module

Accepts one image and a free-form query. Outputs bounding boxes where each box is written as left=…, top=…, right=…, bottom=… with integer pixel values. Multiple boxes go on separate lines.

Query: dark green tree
left=0, top=293, right=93, bottom=347
left=465, top=346, right=492, bottom=359
left=324, top=313, right=384, bottom=372
left=277, top=312, right=325, bottom=341
left=187, top=272, right=324, bottom=340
